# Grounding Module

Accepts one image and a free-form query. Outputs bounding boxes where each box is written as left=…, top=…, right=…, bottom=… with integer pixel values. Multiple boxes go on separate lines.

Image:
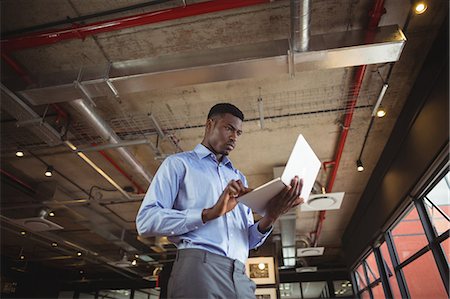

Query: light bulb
left=376, top=107, right=386, bottom=118
left=356, top=160, right=364, bottom=172
left=258, top=263, right=266, bottom=270
left=45, top=166, right=53, bottom=177
left=414, top=3, right=427, bottom=14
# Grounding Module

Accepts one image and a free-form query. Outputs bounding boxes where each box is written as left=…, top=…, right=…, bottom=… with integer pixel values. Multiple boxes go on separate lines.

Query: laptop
left=238, top=134, right=321, bottom=216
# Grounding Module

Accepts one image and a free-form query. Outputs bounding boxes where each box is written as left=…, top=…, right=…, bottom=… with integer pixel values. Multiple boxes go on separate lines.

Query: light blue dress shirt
left=136, top=144, right=272, bottom=264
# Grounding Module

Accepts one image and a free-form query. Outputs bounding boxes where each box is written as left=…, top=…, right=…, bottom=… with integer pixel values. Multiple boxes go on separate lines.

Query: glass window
left=391, top=206, right=428, bottom=263
left=441, top=238, right=449, bottom=264
left=365, top=252, right=380, bottom=283
left=280, top=283, right=301, bottom=298
left=402, top=250, right=447, bottom=299
left=300, top=281, right=327, bottom=299
left=380, top=243, right=402, bottom=299
left=355, top=264, right=367, bottom=290
left=371, top=282, right=385, bottom=299
left=360, top=290, right=370, bottom=299
left=424, top=172, right=450, bottom=236
left=332, top=280, right=353, bottom=297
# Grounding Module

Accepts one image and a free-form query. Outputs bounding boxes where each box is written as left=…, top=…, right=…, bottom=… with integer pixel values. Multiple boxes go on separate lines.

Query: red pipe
left=0, top=168, right=35, bottom=193
left=1, top=0, right=270, bottom=52
left=312, top=0, right=385, bottom=246
left=1, top=52, right=34, bottom=85
left=95, top=146, right=145, bottom=194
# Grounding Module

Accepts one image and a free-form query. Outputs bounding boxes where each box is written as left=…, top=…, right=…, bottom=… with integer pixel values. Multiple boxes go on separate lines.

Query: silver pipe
left=70, top=99, right=152, bottom=183
left=291, top=0, right=311, bottom=52
left=78, top=139, right=151, bottom=152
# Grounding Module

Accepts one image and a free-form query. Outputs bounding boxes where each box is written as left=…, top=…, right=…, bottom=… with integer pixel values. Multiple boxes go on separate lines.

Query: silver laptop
left=238, top=134, right=321, bottom=216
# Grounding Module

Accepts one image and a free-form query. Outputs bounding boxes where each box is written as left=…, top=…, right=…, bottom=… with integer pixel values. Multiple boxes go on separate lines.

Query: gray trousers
left=167, top=249, right=257, bottom=299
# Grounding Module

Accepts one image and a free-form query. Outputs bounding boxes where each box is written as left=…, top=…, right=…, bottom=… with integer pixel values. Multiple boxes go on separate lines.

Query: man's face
left=205, top=113, right=243, bottom=156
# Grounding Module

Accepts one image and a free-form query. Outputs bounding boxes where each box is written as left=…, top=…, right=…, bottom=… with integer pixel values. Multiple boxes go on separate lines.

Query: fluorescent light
left=76, top=152, right=130, bottom=199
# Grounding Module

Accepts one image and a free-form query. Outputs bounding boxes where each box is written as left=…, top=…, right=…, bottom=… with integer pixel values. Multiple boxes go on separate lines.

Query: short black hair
left=207, top=103, right=244, bottom=121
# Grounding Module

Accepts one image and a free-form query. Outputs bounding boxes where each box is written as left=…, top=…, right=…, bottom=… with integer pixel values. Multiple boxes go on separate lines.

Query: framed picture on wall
left=245, top=257, right=276, bottom=285
left=255, top=287, right=277, bottom=299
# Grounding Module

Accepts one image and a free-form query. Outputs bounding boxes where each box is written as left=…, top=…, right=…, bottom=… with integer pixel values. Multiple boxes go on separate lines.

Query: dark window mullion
left=415, top=198, right=449, bottom=295
left=362, top=260, right=374, bottom=299
left=386, top=231, right=410, bottom=298
left=374, top=246, right=394, bottom=299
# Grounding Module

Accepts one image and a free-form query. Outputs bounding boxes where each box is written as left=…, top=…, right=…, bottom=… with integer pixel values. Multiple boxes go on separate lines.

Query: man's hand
left=258, top=176, right=304, bottom=232
left=202, top=179, right=251, bottom=223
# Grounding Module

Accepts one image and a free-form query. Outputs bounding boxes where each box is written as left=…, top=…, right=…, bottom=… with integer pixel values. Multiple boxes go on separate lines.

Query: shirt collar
left=194, top=144, right=235, bottom=170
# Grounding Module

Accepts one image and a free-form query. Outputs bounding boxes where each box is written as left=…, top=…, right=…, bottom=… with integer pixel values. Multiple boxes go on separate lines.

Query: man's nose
left=230, top=131, right=238, bottom=141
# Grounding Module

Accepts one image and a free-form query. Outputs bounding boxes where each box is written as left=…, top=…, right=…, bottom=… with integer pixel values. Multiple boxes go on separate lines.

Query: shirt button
left=171, top=231, right=175, bottom=235
left=195, top=226, right=198, bottom=229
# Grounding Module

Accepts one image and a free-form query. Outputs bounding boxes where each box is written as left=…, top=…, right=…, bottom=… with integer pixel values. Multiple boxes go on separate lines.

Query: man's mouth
left=226, top=143, right=235, bottom=150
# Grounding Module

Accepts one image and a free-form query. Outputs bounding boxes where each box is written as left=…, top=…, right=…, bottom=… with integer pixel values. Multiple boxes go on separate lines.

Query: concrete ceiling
left=1, top=0, right=447, bottom=286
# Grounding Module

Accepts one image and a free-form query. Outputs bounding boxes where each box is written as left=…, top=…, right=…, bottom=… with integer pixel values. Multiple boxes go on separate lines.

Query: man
left=136, top=103, right=304, bottom=298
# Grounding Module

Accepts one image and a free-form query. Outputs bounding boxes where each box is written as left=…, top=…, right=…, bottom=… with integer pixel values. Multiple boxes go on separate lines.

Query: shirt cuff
left=185, top=209, right=205, bottom=231
left=252, top=221, right=273, bottom=238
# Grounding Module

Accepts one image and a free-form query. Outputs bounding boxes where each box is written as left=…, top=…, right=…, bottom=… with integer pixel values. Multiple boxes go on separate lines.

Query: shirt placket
left=216, top=160, right=233, bottom=255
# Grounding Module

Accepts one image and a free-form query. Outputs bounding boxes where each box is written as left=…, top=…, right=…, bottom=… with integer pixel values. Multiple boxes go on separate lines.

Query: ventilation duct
left=291, top=0, right=311, bottom=52
left=69, top=98, right=152, bottom=183
left=18, top=26, right=405, bottom=106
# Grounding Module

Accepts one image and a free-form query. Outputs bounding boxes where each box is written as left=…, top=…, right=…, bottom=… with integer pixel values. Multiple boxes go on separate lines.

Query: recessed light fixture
left=51, top=242, right=58, bottom=247
left=44, top=166, right=53, bottom=177
left=356, top=159, right=364, bottom=172
left=131, top=259, right=137, bottom=266
left=79, top=270, right=84, bottom=274
left=48, top=211, right=55, bottom=217
left=414, top=2, right=427, bottom=14
left=77, top=251, right=82, bottom=257
left=19, top=255, right=25, bottom=260
left=20, top=231, right=26, bottom=236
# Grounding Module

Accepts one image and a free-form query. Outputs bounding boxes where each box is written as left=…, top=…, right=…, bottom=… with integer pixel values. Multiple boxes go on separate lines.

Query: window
left=379, top=242, right=402, bottom=299
left=391, top=206, right=429, bottom=263
left=424, top=172, right=450, bottom=236
left=402, top=251, right=447, bottom=299
left=354, top=264, right=367, bottom=291
left=365, top=252, right=380, bottom=283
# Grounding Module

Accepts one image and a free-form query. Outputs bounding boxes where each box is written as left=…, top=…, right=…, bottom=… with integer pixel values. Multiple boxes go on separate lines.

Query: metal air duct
left=291, top=0, right=311, bottom=52
left=69, top=98, right=152, bottom=183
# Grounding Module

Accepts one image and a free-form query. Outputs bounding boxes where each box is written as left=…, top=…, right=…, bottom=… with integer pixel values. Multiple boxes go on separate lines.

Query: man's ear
left=205, top=118, right=214, bottom=133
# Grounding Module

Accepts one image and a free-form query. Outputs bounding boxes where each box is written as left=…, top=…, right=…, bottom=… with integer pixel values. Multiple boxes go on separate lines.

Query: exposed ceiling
left=0, top=0, right=447, bottom=288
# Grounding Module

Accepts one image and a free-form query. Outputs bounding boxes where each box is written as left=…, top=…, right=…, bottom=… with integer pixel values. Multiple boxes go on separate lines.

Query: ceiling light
left=376, top=106, right=386, bottom=118
left=44, top=166, right=53, bottom=177
left=258, top=263, right=266, bottom=270
left=19, top=255, right=25, bottom=260
left=48, top=211, right=55, bottom=217
left=15, top=149, right=24, bottom=157
left=131, top=259, right=137, bottom=266
left=134, top=254, right=139, bottom=259
left=77, top=251, right=82, bottom=257
left=79, top=270, right=84, bottom=274
left=356, top=159, right=364, bottom=172
left=51, top=242, right=58, bottom=247
left=20, top=231, right=26, bottom=236
left=414, top=2, right=427, bottom=14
